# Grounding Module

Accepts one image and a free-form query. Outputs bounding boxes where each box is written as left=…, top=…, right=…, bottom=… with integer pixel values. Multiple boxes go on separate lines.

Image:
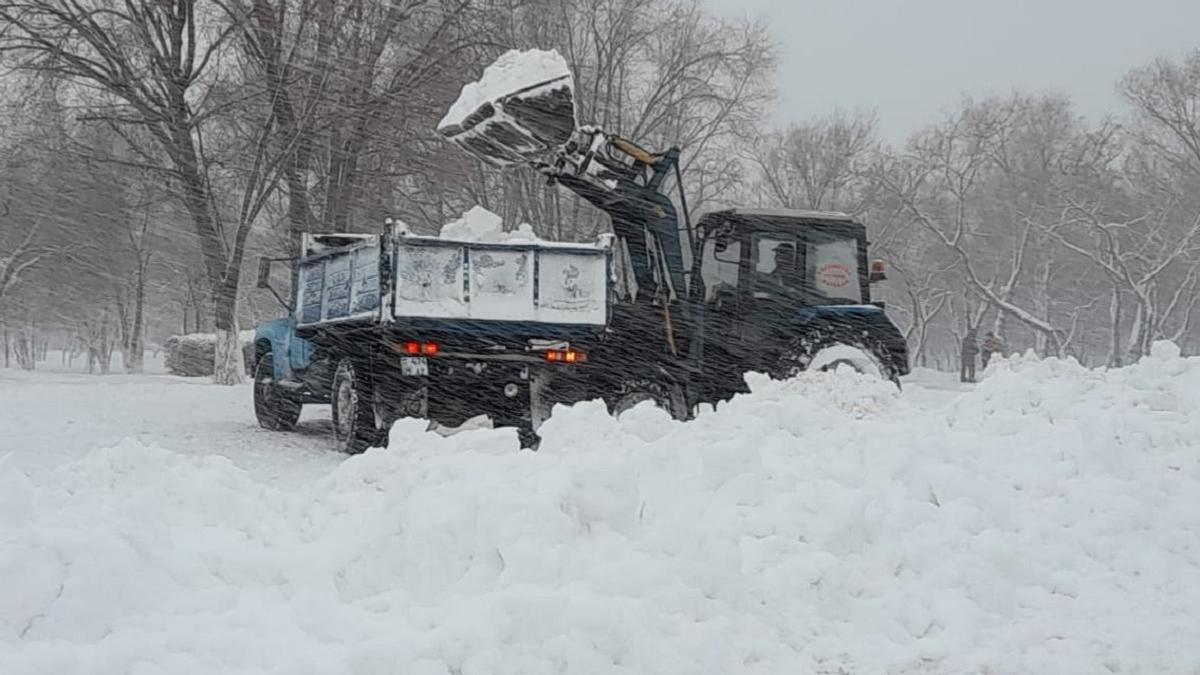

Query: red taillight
left=545, top=349, right=586, bottom=364
left=397, top=341, right=438, bottom=356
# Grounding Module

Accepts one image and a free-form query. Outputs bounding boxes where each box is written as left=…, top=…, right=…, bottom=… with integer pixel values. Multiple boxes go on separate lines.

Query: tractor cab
left=686, top=208, right=903, bottom=399
left=691, top=208, right=879, bottom=312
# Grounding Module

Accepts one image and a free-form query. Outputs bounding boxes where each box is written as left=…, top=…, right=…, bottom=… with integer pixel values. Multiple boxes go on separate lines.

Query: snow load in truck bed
left=385, top=206, right=609, bottom=325
left=437, top=205, right=541, bottom=244
left=4, top=344, right=1200, bottom=674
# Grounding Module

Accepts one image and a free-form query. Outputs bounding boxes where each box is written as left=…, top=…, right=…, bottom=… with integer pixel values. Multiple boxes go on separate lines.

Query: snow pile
left=439, top=49, right=572, bottom=131
left=438, top=205, right=540, bottom=243
left=4, top=348, right=1200, bottom=673
left=163, top=330, right=256, bottom=377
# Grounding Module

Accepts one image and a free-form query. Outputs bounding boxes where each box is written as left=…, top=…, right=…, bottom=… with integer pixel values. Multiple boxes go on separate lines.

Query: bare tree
left=1048, top=203, right=1200, bottom=359
left=749, top=110, right=878, bottom=215
left=0, top=0, right=286, bottom=383
left=874, top=97, right=1075, bottom=355
left=0, top=225, right=52, bottom=309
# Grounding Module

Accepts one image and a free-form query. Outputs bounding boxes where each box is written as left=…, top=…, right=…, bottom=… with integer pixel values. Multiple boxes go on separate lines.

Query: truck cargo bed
left=293, top=230, right=611, bottom=344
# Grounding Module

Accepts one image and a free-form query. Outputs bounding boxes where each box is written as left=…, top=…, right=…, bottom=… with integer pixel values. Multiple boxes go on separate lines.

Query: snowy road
left=2, top=354, right=1198, bottom=675
left=0, top=366, right=966, bottom=480
left=0, top=369, right=341, bottom=484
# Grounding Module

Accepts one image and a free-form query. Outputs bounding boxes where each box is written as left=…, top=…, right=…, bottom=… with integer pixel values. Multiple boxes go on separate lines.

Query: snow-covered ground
left=2, top=349, right=1198, bottom=674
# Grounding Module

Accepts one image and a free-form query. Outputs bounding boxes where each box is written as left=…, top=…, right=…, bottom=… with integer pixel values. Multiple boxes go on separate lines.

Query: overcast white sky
left=701, top=0, right=1200, bottom=144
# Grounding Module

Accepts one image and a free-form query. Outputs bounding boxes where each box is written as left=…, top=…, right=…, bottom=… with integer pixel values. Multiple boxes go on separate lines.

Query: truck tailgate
left=393, top=238, right=608, bottom=327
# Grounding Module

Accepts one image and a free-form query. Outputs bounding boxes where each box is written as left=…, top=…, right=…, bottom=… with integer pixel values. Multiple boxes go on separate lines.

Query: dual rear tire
left=330, top=358, right=386, bottom=454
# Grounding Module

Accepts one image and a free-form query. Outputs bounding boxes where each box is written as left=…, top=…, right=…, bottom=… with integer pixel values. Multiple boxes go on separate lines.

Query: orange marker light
left=545, top=349, right=586, bottom=364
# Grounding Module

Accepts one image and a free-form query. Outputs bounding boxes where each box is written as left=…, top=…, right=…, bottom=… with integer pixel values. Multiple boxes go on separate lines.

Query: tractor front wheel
left=607, top=379, right=689, bottom=421
left=773, top=337, right=899, bottom=387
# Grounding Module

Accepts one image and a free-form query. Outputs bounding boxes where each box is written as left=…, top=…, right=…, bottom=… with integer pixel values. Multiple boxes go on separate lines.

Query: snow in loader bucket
left=437, top=49, right=577, bottom=167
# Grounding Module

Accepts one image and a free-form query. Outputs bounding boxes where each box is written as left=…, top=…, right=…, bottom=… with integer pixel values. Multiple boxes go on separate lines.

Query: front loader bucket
left=437, top=50, right=577, bottom=167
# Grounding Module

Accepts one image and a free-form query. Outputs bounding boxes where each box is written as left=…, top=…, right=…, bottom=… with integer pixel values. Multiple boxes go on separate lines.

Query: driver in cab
left=758, top=242, right=801, bottom=298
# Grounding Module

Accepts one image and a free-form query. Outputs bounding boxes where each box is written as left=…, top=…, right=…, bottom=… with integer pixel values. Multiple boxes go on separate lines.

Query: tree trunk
left=126, top=262, right=147, bottom=374
left=15, top=326, right=34, bottom=370
left=1127, top=301, right=1147, bottom=363
left=212, top=280, right=244, bottom=385
left=1108, top=285, right=1123, bottom=368
left=98, top=323, right=111, bottom=375
left=1035, top=259, right=1051, bottom=355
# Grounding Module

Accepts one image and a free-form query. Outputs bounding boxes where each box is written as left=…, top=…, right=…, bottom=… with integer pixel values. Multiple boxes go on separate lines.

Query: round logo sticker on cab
left=817, top=263, right=851, bottom=288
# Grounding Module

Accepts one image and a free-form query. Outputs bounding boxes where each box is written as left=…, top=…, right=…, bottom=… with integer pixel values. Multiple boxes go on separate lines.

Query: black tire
left=254, top=353, right=302, bottom=431
left=773, top=335, right=900, bottom=387
left=607, top=378, right=689, bottom=421
left=331, top=358, right=382, bottom=454
left=517, top=426, right=542, bottom=450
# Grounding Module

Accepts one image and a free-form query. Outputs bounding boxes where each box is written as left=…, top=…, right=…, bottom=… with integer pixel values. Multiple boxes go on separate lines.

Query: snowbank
left=163, top=330, right=256, bottom=377
left=4, top=347, right=1200, bottom=673
left=438, top=205, right=541, bottom=243
left=439, top=49, right=572, bottom=131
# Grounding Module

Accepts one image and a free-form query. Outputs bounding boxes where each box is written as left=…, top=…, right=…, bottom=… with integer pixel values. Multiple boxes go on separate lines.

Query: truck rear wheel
left=331, top=358, right=383, bottom=454
left=254, top=353, right=302, bottom=431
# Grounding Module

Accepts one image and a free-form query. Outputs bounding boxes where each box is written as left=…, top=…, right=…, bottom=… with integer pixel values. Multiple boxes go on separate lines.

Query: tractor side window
left=752, top=234, right=801, bottom=298
left=806, top=235, right=861, bottom=303
left=701, top=236, right=741, bottom=302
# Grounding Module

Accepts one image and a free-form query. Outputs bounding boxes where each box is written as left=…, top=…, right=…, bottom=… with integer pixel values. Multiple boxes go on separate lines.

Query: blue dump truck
left=252, top=54, right=908, bottom=452
left=253, top=230, right=613, bottom=452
